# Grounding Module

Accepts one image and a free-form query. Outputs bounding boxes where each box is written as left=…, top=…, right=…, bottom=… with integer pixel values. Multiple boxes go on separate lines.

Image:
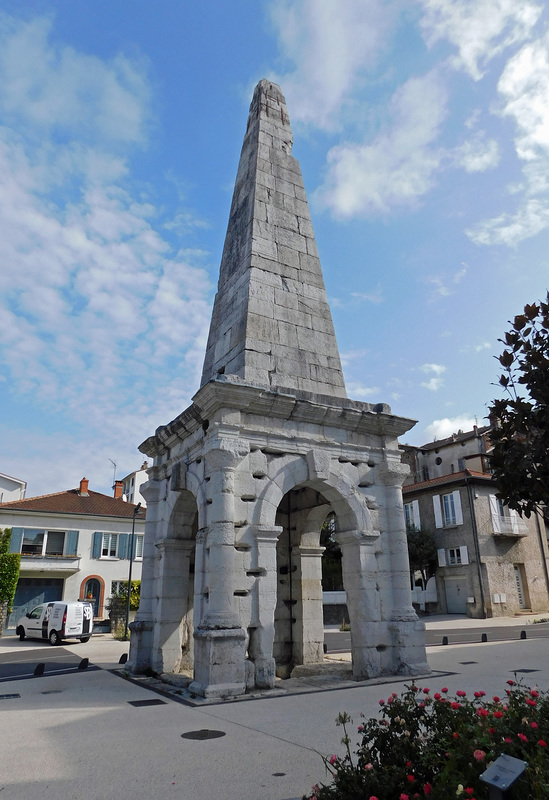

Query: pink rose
left=518, top=733, right=528, bottom=742
left=473, top=749, right=486, bottom=761
left=329, top=755, right=337, bottom=765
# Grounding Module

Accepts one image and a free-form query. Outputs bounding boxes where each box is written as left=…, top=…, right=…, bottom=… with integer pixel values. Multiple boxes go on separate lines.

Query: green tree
left=406, top=525, right=437, bottom=587
left=488, top=294, right=549, bottom=517
left=0, top=528, right=21, bottom=635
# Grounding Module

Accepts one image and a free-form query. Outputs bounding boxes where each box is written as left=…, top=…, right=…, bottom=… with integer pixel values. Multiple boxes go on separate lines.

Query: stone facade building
left=402, top=428, right=549, bottom=617
left=127, top=80, right=428, bottom=698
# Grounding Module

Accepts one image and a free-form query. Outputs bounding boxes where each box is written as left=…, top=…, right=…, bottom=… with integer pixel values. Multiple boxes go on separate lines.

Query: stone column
left=293, top=545, right=325, bottom=665
left=335, top=529, right=382, bottom=679
left=189, top=438, right=249, bottom=698
left=151, top=538, right=195, bottom=675
left=127, top=479, right=160, bottom=674
left=377, top=461, right=429, bottom=675
left=248, top=525, right=282, bottom=688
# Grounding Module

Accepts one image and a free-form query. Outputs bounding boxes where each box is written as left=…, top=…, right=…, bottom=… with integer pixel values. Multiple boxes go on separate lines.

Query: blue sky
left=1, top=1, right=548, bottom=498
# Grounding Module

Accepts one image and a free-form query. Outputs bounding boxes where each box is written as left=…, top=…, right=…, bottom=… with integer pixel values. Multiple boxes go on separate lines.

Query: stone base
left=189, top=627, right=247, bottom=698
left=126, top=617, right=154, bottom=675
left=351, top=618, right=430, bottom=680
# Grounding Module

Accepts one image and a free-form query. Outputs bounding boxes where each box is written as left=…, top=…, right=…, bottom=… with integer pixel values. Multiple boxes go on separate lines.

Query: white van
left=16, top=601, right=94, bottom=645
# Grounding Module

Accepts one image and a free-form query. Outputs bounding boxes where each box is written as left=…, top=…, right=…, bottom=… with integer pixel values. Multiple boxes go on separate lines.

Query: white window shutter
left=459, top=545, right=469, bottom=565
left=437, top=548, right=447, bottom=567
left=489, top=495, right=501, bottom=533
left=453, top=491, right=463, bottom=525
left=412, top=500, right=420, bottom=529
left=433, top=495, right=443, bottom=528
left=510, top=508, right=519, bottom=533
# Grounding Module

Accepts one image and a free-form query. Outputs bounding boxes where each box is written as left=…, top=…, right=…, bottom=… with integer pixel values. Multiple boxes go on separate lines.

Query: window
left=422, top=466, right=430, bottom=482
left=489, top=495, right=524, bottom=535
left=111, top=580, right=125, bottom=595
left=437, top=546, right=469, bottom=566
left=433, top=491, right=463, bottom=528
left=17, top=529, right=78, bottom=557
left=404, top=500, right=420, bottom=530
left=101, top=533, right=118, bottom=558
left=442, top=493, right=456, bottom=526
left=135, top=535, right=144, bottom=559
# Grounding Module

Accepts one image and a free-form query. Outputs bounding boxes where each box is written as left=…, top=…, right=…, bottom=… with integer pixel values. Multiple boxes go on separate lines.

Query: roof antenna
left=109, top=458, right=117, bottom=486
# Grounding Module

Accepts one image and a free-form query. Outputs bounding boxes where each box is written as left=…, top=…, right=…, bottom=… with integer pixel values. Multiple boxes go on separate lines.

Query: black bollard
left=119, top=653, right=128, bottom=664
left=78, top=658, right=89, bottom=670
left=520, top=630, right=527, bottom=640
left=482, top=633, right=488, bottom=643
left=442, top=636, right=448, bottom=646
left=34, top=663, right=45, bottom=676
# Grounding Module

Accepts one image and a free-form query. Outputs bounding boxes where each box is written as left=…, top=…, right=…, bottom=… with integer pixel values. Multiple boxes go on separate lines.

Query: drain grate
left=0, top=693, right=20, bottom=700
left=459, top=661, right=478, bottom=665
left=42, top=690, right=62, bottom=695
left=512, top=669, right=540, bottom=674
left=181, top=729, right=226, bottom=740
left=128, top=698, right=167, bottom=707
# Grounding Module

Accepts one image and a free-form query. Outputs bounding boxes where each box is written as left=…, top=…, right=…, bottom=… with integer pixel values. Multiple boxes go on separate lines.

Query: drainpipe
left=465, top=477, right=487, bottom=618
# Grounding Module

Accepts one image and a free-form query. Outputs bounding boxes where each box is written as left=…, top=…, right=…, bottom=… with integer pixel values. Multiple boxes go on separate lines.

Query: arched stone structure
left=127, top=79, right=429, bottom=697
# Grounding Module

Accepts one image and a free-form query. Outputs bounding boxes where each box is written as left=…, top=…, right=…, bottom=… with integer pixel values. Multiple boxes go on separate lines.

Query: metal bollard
left=442, top=636, right=448, bottom=646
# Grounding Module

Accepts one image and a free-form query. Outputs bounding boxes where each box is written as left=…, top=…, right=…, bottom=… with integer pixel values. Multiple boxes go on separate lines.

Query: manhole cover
left=459, top=661, right=478, bottom=665
left=128, top=699, right=167, bottom=707
left=272, top=772, right=286, bottom=777
left=512, top=669, right=540, bottom=674
left=181, top=729, right=226, bottom=740
left=0, top=693, right=20, bottom=700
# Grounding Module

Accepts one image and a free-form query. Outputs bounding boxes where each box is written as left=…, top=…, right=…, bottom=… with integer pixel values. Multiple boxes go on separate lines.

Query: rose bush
left=304, top=680, right=549, bottom=800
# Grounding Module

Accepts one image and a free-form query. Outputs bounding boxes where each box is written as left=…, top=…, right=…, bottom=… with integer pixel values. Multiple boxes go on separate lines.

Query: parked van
left=16, top=601, right=94, bottom=645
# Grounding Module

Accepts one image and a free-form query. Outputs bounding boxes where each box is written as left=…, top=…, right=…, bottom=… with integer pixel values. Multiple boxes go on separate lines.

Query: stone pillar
left=127, top=479, right=160, bottom=674
left=336, top=529, right=382, bottom=679
left=293, top=545, right=325, bottom=665
left=189, top=439, right=249, bottom=698
left=248, top=525, right=282, bottom=688
left=377, top=461, right=429, bottom=675
left=151, top=538, right=195, bottom=675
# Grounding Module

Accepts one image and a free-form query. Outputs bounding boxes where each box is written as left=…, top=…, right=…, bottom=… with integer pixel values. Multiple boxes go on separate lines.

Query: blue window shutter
left=118, top=534, right=129, bottom=559
left=66, top=530, right=79, bottom=556
left=92, top=532, right=102, bottom=559
left=9, top=528, right=24, bottom=553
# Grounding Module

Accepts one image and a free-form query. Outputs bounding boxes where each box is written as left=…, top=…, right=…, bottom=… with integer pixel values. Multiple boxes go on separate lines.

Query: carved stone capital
left=204, top=438, right=250, bottom=471
left=376, top=460, right=410, bottom=488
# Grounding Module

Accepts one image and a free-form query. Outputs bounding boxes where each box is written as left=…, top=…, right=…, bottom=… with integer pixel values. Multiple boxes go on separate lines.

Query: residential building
left=121, top=461, right=149, bottom=507
left=0, top=477, right=146, bottom=627
left=0, top=472, right=27, bottom=504
left=401, top=429, right=549, bottom=618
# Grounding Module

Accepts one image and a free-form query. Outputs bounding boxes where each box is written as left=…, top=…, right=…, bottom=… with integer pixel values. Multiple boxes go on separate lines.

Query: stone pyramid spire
left=201, top=79, right=347, bottom=399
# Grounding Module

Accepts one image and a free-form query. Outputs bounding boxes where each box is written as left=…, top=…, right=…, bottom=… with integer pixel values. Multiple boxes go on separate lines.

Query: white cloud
left=269, top=0, right=398, bottom=130
left=426, top=266, right=467, bottom=298
left=317, top=71, right=448, bottom=217
left=0, top=14, right=213, bottom=495
left=455, top=136, right=501, bottom=172
left=339, top=349, right=370, bottom=368
left=467, top=32, right=549, bottom=246
left=420, top=362, right=446, bottom=390
left=424, top=414, right=478, bottom=440
left=419, top=0, right=542, bottom=80
left=346, top=381, right=381, bottom=399
left=350, top=285, right=384, bottom=304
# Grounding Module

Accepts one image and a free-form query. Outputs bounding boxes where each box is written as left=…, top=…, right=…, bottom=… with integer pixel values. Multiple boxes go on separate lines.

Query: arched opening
left=273, top=486, right=333, bottom=678
left=79, top=576, right=104, bottom=618
left=154, top=489, right=198, bottom=675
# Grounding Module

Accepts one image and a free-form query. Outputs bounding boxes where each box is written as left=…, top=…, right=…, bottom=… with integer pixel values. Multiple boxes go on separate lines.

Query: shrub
left=304, top=680, right=549, bottom=800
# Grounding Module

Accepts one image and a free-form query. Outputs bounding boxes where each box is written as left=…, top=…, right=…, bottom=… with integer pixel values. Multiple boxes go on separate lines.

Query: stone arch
left=79, top=575, right=105, bottom=618
left=152, top=488, right=199, bottom=675
left=253, top=453, right=372, bottom=535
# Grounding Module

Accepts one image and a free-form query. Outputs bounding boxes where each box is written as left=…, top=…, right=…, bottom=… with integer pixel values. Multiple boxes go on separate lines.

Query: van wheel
left=49, top=630, right=61, bottom=646
left=17, top=626, right=25, bottom=641
left=80, top=637, right=90, bottom=644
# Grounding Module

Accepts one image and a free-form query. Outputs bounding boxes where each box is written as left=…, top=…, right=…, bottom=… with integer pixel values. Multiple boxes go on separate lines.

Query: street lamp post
left=124, top=502, right=141, bottom=641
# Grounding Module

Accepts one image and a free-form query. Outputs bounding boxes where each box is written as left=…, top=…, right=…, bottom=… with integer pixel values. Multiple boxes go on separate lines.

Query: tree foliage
left=0, top=529, right=20, bottom=607
left=488, top=294, right=549, bottom=517
left=406, top=526, right=437, bottom=584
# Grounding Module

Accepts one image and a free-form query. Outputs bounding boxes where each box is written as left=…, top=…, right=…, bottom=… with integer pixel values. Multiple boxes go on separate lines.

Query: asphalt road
left=324, top=621, right=549, bottom=652
left=0, top=646, right=98, bottom=682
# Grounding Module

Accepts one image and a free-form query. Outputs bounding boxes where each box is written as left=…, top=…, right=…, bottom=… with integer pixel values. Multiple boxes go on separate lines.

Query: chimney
left=79, top=477, right=89, bottom=496
left=113, top=480, right=124, bottom=500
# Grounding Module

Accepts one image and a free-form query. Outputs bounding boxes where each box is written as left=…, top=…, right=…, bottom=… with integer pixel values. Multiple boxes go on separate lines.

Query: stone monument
left=127, top=79, right=429, bottom=697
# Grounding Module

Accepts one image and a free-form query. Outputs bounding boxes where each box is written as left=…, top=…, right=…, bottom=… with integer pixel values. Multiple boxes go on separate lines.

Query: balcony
left=20, top=554, right=81, bottom=574
left=492, top=515, right=527, bottom=537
